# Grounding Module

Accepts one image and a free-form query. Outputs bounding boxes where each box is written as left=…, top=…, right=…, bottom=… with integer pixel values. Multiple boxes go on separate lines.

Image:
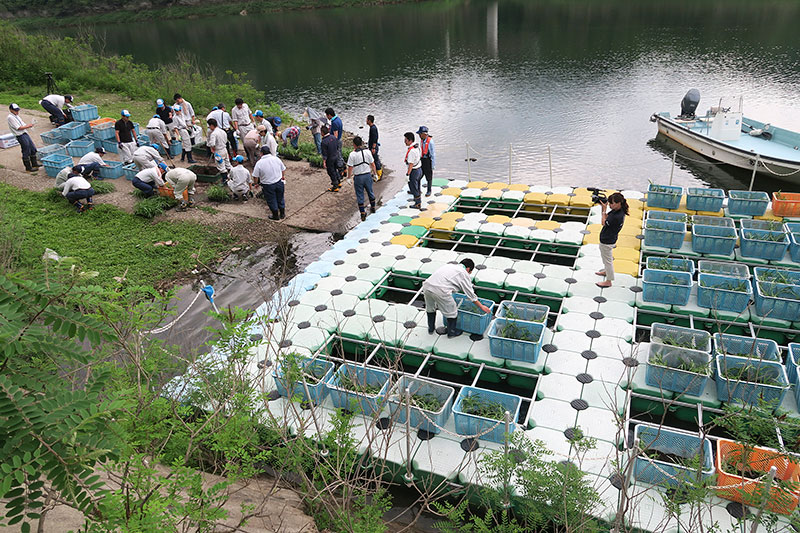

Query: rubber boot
left=279, top=208, right=285, bottom=219
left=22, top=157, right=35, bottom=172
left=30, top=154, right=40, bottom=168
left=427, top=312, right=437, bottom=334
left=446, top=317, right=462, bottom=338
left=269, top=209, right=280, bottom=221
left=187, top=193, right=195, bottom=208
left=186, top=150, right=196, bottom=164
left=180, top=150, right=185, bottom=162
left=377, top=168, right=383, bottom=181
left=370, top=201, right=376, bottom=214
left=178, top=201, right=188, bottom=212
left=358, top=204, right=366, bottom=221
left=411, top=196, right=422, bottom=210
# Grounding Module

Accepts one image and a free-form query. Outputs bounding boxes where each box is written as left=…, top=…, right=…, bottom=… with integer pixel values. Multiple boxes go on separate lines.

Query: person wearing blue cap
left=132, top=143, right=165, bottom=170
left=173, top=93, right=196, bottom=144
left=155, top=98, right=173, bottom=127
left=115, top=110, right=138, bottom=165
left=417, top=126, right=435, bottom=196
left=164, top=167, right=197, bottom=211
left=227, top=155, right=253, bottom=201
left=253, top=110, right=271, bottom=135
left=132, top=163, right=167, bottom=198
left=171, top=104, right=195, bottom=163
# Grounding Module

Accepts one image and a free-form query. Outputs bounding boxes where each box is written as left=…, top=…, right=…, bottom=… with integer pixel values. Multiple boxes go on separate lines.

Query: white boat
left=651, top=90, right=800, bottom=182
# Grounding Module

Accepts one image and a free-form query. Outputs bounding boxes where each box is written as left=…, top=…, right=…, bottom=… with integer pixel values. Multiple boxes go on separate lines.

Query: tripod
left=45, top=72, right=59, bottom=95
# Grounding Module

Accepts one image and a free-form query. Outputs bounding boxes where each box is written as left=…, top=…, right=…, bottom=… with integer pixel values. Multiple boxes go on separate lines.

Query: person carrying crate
left=422, top=259, right=490, bottom=338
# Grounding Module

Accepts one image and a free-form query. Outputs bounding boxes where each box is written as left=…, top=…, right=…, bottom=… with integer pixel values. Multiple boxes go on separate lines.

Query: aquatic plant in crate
left=646, top=323, right=711, bottom=397
left=641, top=269, right=692, bottom=305
left=785, top=222, right=800, bottom=263
left=274, top=352, right=334, bottom=404
left=645, top=256, right=694, bottom=274
left=452, top=292, right=495, bottom=335
left=686, top=187, right=724, bottom=212
left=787, top=343, right=800, bottom=386
left=487, top=317, right=545, bottom=363
left=696, top=273, right=752, bottom=313
left=713, top=333, right=779, bottom=362
left=452, top=386, right=521, bottom=444
left=754, top=267, right=800, bottom=286
left=646, top=210, right=688, bottom=223
left=387, top=375, right=454, bottom=434
left=644, top=219, right=686, bottom=249
left=727, top=190, right=769, bottom=217
left=646, top=183, right=682, bottom=210
left=697, top=260, right=750, bottom=279
left=753, top=280, right=800, bottom=321
left=328, top=363, right=391, bottom=415
left=772, top=191, right=800, bottom=217
left=715, top=354, right=789, bottom=408
left=496, top=301, right=549, bottom=323
left=739, top=228, right=789, bottom=261
left=715, top=438, right=800, bottom=514
left=691, top=216, right=737, bottom=256
left=633, top=422, right=714, bottom=488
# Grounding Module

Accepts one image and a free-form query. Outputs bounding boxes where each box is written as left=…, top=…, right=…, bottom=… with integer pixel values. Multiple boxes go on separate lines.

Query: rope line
left=761, top=160, right=800, bottom=177
left=145, top=290, right=203, bottom=334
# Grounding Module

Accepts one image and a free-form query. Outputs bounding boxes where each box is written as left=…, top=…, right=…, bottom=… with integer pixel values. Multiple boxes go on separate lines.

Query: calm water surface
left=61, top=0, right=800, bottom=192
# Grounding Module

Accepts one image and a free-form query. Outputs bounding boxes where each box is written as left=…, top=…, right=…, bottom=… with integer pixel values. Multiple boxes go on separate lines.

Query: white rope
left=145, top=289, right=203, bottom=334
left=760, top=160, right=800, bottom=177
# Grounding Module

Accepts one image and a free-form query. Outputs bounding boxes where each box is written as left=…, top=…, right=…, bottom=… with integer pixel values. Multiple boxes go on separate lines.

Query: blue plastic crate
left=169, top=139, right=182, bottom=157
left=646, top=210, right=688, bottom=223
left=787, top=343, right=800, bottom=386
left=754, top=267, right=800, bottom=286
left=644, top=219, right=686, bottom=249
left=651, top=323, right=711, bottom=352
left=92, top=121, right=116, bottom=140
left=452, top=386, right=520, bottom=444
left=496, top=301, right=549, bottom=323
left=739, top=228, right=789, bottom=261
left=327, top=363, right=391, bottom=415
left=696, top=273, right=752, bottom=313
left=633, top=423, right=714, bottom=487
left=57, top=121, right=90, bottom=140
left=740, top=219, right=785, bottom=232
left=137, top=134, right=151, bottom=146
left=123, top=163, right=138, bottom=181
left=753, top=281, right=800, bottom=321
left=714, top=333, right=779, bottom=362
left=646, top=343, right=711, bottom=397
left=70, top=104, right=98, bottom=122
left=65, top=139, right=95, bottom=158
left=645, top=256, right=695, bottom=274
left=133, top=123, right=140, bottom=135
left=452, top=293, right=495, bottom=335
left=40, top=153, right=73, bottom=178
left=273, top=355, right=334, bottom=405
left=728, top=190, right=769, bottom=216
left=387, top=375, right=454, bottom=434
left=487, top=318, right=545, bottom=363
left=715, top=354, right=789, bottom=408
left=99, top=138, right=119, bottom=154
left=37, top=143, right=67, bottom=158
left=697, top=260, right=750, bottom=278
left=785, top=223, right=800, bottom=263
left=40, top=129, right=64, bottom=145
left=646, top=184, right=683, bottom=210
left=692, top=223, right=737, bottom=256
left=98, top=161, right=123, bottom=179
left=642, top=269, right=692, bottom=305
left=686, top=187, right=725, bottom=212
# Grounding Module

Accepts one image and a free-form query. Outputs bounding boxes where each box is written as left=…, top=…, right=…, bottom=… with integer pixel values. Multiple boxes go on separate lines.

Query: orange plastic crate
left=89, top=117, right=115, bottom=130
left=715, top=438, right=800, bottom=514
left=772, top=192, right=800, bottom=217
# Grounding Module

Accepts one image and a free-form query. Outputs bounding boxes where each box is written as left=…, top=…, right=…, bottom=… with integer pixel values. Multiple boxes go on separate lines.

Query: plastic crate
left=714, top=333, right=779, bottom=362
left=137, top=134, right=150, bottom=146
left=40, top=153, right=73, bottom=178
left=487, top=318, right=545, bottom=363
left=693, top=215, right=735, bottom=228
left=40, top=129, right=64, bottom=146
left=696, top=273, right=752, bottom=313
left=651, top=323, right=711, bottom=352
left=646, top=342, right=711, bottom=397
left=496, top=301, right=549, bottom=323
left=169, top=139, right=182, bottom=157
left=645, top=256, right=695, bottom=274
left=772, top=192, right=800, bottom=217
left=37, top=143, right=67, bottom=158
left=787, top=343, right=800, bottom=386
left=686, top=187, right=725, bottom=212
left=71, top=104, right=98, bottom=122
left=715, top=439, right=800, bottom=514
left=98, top=161, right=123, bottom=179
left=691, top=223, right=737, bottom=256
left=92, top=121, right=116, bottom=140
left=739, top=228, right=789, bottom=261
left=452, top=293, right=495, bottom=335
left=123, top=163, right=138, bottom=181
left=728, top=190, right=769, bottom=216
left=387, top=375, right=454, bottom=434
left=633, top=423, right=714, bottom=487
left=642, top=269, right=692, bottom=305
left=786, top=222, right=800, bottom=263
left=697, top=260, right=750, bottom=278
left=99, top=138, right=119, bottom=154
left=65, top=139, right=95, bottom=158
left=273, top=355, right=334, bottom=405
left=715, top=354, right=789, bottom=407
left=753, top=281, right=800, bottom=321
left=57, top=121, right=89, bottom=140
left=646, top=210, right=688, bottom=223
left=646, top=184, right=682, bottom=210
left=644, top=219, right=686, bottom=249
left=452, top=386, right=520, bottom=444
left=327, top=363, right=391, bottom=415
left=754, top=267, right=800, bottom=286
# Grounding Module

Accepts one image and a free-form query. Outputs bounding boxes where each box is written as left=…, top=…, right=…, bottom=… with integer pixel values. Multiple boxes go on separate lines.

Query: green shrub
left=298, top=142, right=317, bottom=157
left=91, top=181, right=116, bottom=195
left=278, top=145, right=302, bottom=161
left=206, top=185, right=229, bottom=202
left=342, top=146, right=353, bottom=162
left=307, top=154, right=324, bottom=168
left=134, top=196, right=178, bottom=219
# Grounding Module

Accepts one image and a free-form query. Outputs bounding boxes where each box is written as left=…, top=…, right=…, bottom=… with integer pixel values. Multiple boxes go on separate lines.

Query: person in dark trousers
left=367, top=115, right=382, bottom=182
left=7, top=104, right=39, bottom=172
left=404, top=132, right=423, bottom=209
left=595, top=192, right=629, bottom=288
left=346, top=136, right=377, bottom=221
left=321, top=125, right=343, bottom=192
left=422, top=259, right=490, bottom=338
left=325, top=107, right=343, bottom=145
left=417, top=126, right=435, bottom=196
left=40, top=94, right=72, bottom=125
left=252, top=146, right=287, bottom=220
left=61, top=170, right=95, bottom=213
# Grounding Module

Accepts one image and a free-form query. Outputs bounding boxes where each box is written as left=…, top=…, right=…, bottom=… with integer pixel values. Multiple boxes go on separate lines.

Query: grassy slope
left=1, top=183, right=234, bottom=286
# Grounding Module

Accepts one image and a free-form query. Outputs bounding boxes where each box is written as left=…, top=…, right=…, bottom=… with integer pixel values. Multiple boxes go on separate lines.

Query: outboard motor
left=678, top=89, right=701, bottom=119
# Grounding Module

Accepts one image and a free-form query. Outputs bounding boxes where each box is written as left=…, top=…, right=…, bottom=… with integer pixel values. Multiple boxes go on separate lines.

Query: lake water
left=60, top=0, right=800, bottom=192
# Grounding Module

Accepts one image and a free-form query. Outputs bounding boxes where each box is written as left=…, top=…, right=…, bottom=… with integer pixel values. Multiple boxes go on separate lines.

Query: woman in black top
left=596, top=192, right=629, bottom=288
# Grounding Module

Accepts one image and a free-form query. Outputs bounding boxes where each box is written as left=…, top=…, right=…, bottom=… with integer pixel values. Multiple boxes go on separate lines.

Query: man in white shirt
left=231, top=98, right=254, bottom=155
left=252, top=146, right=286, bottom=221
left=132, top=162, right=167, bottom=198
left=145, top=115, right=170, bottom=152
left=403, top=131, right=423, bottom=209
left=39, top=94, right=72, bottom=125
left=227, top=156, right=253, bottom=201
left=77, top=147, right=109, bottom=179
left=164, top=167, right=197, bottom=211
left=61, top=171, right=95, bottom=213
left=173, top=94, right=195, bottom=130
left=207, top=118, right=232, bottom=180
left=346, top=136, right=377, bottom=221
left=133, top=144, right=165, bottom=170
left=171, top=105, right=196, bottom=163
left=422, top=259, right=490, bottom=337
left=207, top=103, right=236, bottom=156
left=7, top=104, right=39, bottom=172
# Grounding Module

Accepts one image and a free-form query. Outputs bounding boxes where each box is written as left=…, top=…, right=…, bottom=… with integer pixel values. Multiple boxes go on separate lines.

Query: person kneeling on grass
left=227, top=155, right=253, bottom=201
left=62, top=170, right=95, bottom=213
left=165, top=167, right=197, bottom=211
left=132, top=162, right=168, bottom=198
left=595, top=191, right=629, bottom=288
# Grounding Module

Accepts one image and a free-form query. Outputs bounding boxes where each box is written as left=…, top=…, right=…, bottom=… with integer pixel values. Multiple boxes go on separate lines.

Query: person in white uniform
left=164, top=167, right=197, bottom=211
left=171, top=104, right=195, bottom=163
left=227, top=155, right=253, bottom=200
left=422, top=259, right=490, bottom=338
left=206, top=118, right=232, bottom=179
left=144, top=114, right=170, bottom=151
left=133, top=144, right=165, bottom=170
left=132, top=162, right=167, bottom=198
left=7, top=103, right=39, bottom=172
left=61, top=172, right=95, bottom=212
left=77, top=147, right=109, bottom=178
left=231, top=98, right=254, bottom=156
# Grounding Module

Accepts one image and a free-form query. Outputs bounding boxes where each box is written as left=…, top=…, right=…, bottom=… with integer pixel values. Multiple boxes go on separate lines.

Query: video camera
left=587, top=187, right=607, bottom=205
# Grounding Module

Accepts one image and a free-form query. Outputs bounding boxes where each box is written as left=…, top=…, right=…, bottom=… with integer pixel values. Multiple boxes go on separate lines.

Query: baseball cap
left=151, top=143, right=160, bottom=150
left=257, top=124, right=266, bottom=132
left=173, top=104, right=181, bottom=111
left=416, top=126, right=429, bottom=134
left=96, top=147, right=105, bottom=154
left=273, top=117, right=282, bottom=126
left=158, top=162, right=168, bottom=171
left=254, top=110, right=264, bottom=117
left=121, top=109, right=131, bottom=117
left=8, top=103, right=20, bottom=111
left=156, top=98, right=164, bottom=107
left=233, top=155, right=244, bottom=163
left=260, top=146, right=272, bottom=154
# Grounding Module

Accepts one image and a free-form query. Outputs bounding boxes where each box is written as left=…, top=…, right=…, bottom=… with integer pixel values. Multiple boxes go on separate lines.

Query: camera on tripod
left=587, top=187, right=607, bottom=205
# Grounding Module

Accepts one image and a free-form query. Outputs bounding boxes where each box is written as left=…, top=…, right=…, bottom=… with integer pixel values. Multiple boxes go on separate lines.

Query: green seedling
left=409, top=392, right=444, bottom=412
left=499, top=320, right=537, bottom=341
left=650, top=352, right=709, bottom=375
left=460, top=394, right=508, bottom=421
left=337, top=371, right=383, bottom=395
left=722, top=364, right=781, bottom=386
left=699, top=279, right=749, bottom=292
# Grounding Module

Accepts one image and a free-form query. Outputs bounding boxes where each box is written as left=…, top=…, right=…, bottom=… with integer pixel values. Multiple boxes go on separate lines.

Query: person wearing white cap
left=145, top=114, right=169, bottom=152
left=133, top=144, right=165, bottom=170
left=115, top=109, right=138, bottom=165
left=231, top=98, right=254, bottom=158
left=206, top=118, right=232, bottom=180
left=171, top=104, right=195, bottom=163
left=39, top=94, right=73, bottom=125
left=208, top=103, right=236, bottom=157
left=7, top=104, right=39, bottom=172
left=227, top=155, right=253, bottom=201
left=164, top=167, right=197, bottom=211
